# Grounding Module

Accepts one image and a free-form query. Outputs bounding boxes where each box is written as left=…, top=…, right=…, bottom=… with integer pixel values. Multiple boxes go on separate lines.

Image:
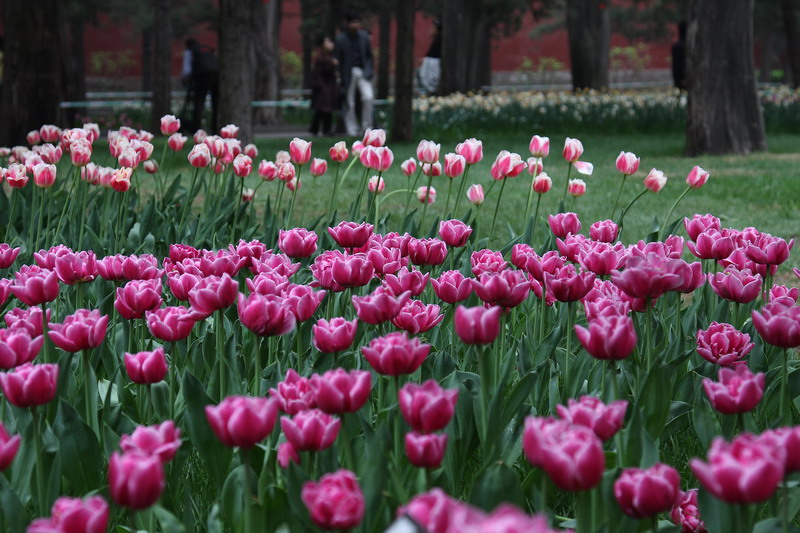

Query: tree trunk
left=0, top=0, right=66, bottom=145
left=254, top=0, right=283, bottom=125
left=759, top=30, right=775, bottom=83
left=686, top=0, right=766, bottom=155
left=440, top=0, right=491, bottom=94
left=300, top=0, right=314, bottom=91
left=151, top=0, right=172, bottom=131
left=142, top=28, right=153, bottom=92
left=218, top=0, right=256, bottom=143
left=565, top=0, right=611, bottom=90
left=391, top=1, right=414, bottom=142
left=327, top=0, right=344, bottom=38
left=377, top=7, right=392, bottom=100
left=63, top=13, right=86, bottom=127
left=782, top=0, right=800, bottom=87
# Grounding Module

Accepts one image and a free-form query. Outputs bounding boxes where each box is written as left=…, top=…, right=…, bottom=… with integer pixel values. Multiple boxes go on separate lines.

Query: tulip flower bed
left=0, top=119, right=799, bottom=533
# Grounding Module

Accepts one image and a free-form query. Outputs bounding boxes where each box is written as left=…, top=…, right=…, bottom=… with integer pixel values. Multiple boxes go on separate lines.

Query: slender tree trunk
left=254, top=0, right=283, bottom=124
left=327, top=0, right=344, bottom=38
left=782, top=0, right=800, bottom=87
left=391, top=0, right=414, bottom=142
left=142, top=28, right=153, bottom=92
left=441, top=0, right=490, bottom=94
left=65, top=14, right=86, bottom=127
left=151, top=0, right=172, bottom=131
left=686, top=0, right=766, bottom=155
left=377, top=7, right=392, bottom=100
left=218, top=0, right=256, bottom=143
left=565, top=0, right=611, bottom=90
left=1, top=0, right=66, bottom=145
left=300, top=0, right=314, bottom=91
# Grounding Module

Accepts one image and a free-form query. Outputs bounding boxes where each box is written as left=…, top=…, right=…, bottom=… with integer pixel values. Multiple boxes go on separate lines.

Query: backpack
left=192, top=45, right=218, bottom=75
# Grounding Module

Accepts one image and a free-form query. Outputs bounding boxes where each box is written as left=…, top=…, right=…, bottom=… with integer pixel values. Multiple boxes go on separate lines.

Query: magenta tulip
left=392, top=300, right=444, bottom=334
left=205, top=395, right=279, bottom=448
left=351, top=288, right=410, bottom=325
left=556, top=396, right=627, bottom=441
left=454, top=305, right=501, bottom=345
left=431, top=270, right=474, bottom=304
left=473, top=270, right=531, bottom=308
left=124, top=348, right=168, bottom=385
left=708, top=268, right=762, bottom=304
left=752, top=301, right=800, bottom=348
left=670, top=489, right=707, bottom=533
left=269, top=369, right=317, bottom=415
left=382, top=268, right=429, bottom=297
left=312, top=317, right=358, bottom=353
left=548, top=212, right=581, bottom=239
left=120, top=421, right=182, bottom=463
left=187, top=273, right=239, bottom=319
left=278, top=228, right=318, bottom=258
left=407, top=238, right=448, bottom=266
left=589, top=219, right=619, bottom=243
left=399, top=380, right=458, bottom=433
left=405, top=432, right=447, bottom=469
left=301, top=469, right=364, bottom=530
left=108, top=451, right=165, bottom=510
left=696, top=322, right=753, bottom=366
left=614, top=463, right=680, bottom=518
left=544, top=264, right=596, bottom=303
left=0, top=362, right=58, bottom=407
left=438, top=220, right=472, bottom=248
left=281, top=408, right=341, bottom=451
left=0, top=422, right=21, bottom=471
left=10, top=265, right=59, bottom=306
left=574, top=314, right=638, bottom=360
left=470, top=249, right=508, bottom=276
left=237, top=292, right=296, bottom=337
left=0, top=326, right=42, bottom=369
left=703, top=365, right=765, bottom=414
left=310, top=369, right=372, bottom=414
left=361, top=332, right=430, bottom=376
left=328, top=221, right=374, bottom=249
left=145, top=306, right=195, bottom=342
left=115, top=279, right=163, bottom=320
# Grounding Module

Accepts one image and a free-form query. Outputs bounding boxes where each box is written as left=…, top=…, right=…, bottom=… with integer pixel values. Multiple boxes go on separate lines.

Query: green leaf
left=469, top=462, right=524, bottom=512
left=53, top=400, right=103, bottom=494
left=692, top=388, right=722, bottom=450
left=152, top=504, right=187, bottom=533
left=0, top=475, right=26, bottom=533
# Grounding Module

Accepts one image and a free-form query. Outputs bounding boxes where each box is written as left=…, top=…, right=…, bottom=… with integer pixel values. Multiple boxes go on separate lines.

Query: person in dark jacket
left=334, top=12, right=374, bottom=136
left=183, top=39, right=219, bottom=132
left=309, top=36, right=339, bottom=136
left=671, top=21, right=687, bottom=91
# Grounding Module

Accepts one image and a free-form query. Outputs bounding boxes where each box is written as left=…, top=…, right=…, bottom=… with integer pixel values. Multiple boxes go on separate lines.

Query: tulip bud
left=400, top=158, right=417, bottom=176
left=529, top=135, right=550, bottom=157
left=0, top=363, right=59, bottom=407
left=568, top=178, right=586, bottom=197
left=416, top=186, right=436, bottom=204
left=368, top=175, right=385, bottom=194
left=686, top=165, right=710, bottom=189
left=206, top=395, right=279, bottom=448
left=33, top=163, right=56, bottom=188
left=455, top=137, right=483, bottom=164
left=301, top=470, right=364, bottom=530
left=405, top=432, right=447, bottom=469
left=644, top=168, right=667, bottom=192
left=281, top=409, right=341, bottom=451
left=329, top=141, right=349, bottom=162
left=466, top=184, right=484, bottom=205
left=614, top=463, right=681, bottom=518
left=454, top=305, right=501, bottom=345
left=289, top=137, right=312, bottom=165
left=124, top=348, right=168, bottom=384
left=615, top=151, right=640, bottom=175
left=108, top=451, right=165, bottom=510
left=563, top=137, right=584, bottom=163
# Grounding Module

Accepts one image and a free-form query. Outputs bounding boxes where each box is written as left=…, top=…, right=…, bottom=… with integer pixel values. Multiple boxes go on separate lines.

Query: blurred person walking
left=335, top=12, right=374, bottom=137
left=182, top=39, right=219, bottom=132
left=418, top=20, right=442, bottom=95
left=309, top=36, right=339, bottom=137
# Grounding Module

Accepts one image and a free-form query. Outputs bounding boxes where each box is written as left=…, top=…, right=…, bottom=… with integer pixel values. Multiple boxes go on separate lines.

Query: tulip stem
left=241, top=448, right=253, bottom=533
left=488, top=178, right=508, bottom=246
left=54, top=167, right=79, bottom=245
left=523, top=158, right=539, bottom=231
left=32, top=408, right=47, bottom=515
left=328, top=162, right=341, bottom=216
left=420, top=173, right=435, bottom=232
left=453, top=164, right=471, bottom=217
left=781, top=348, right=789, bottom=426
left=403, top=167, right=424, bottom=223
left=561, top=163, right=573, bottom=205
left=3, top=189, right=15, bottom=243
left=610, top=173, right=628, bottom=220
left=217, top=311, right=226, bottom=400
left=444, top=178, right=453, bottom=218
left=179, top=166, right=201, bottom=235
left=40, top=302, right=50, bottom=364
left=650, top=515, right=658, bottom=533
left=232, top=177, right=245, bottom=237
left=77, top=177, right=89, bottom=250
left=83, top=348, right=98, bottom=436
left=660, top=185, right=691, bottom=240
left=564, top=301, right=574, bottom=400
left=285, top=164, right=302, bottom=228
left=531, top=188, right=542, bottom=246
left=478, top=345, right=491, bottom=442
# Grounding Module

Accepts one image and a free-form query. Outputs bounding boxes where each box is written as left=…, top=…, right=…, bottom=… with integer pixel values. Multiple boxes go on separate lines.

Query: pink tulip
left=39, top=143, right=63, bottom=164
left=188, top=144, right=211, bottom=167
left=400, top=158, right=417, bottom=176
left=703, top=365, right=765, bottom=414
left=690, top=434, right=785, bottom=503
left=431, top=270, right=473, bottom=304
left=687, top=229, right=736, bottom=261
left=490, top=150, right=526, bottom=179
left=568, top=178, right=586, bottom=197
left=145, top=306, right=195, bottom=342
left=362, top=128, right=386, bottom=147
left=0, top=362, right=58, bottom=407
left=231, top=154, right=252, bottom=177
left=523, top=417, right=605, bottom=491
left=466, top=184, right=484, bottom=205
left=206, top=395, right=278, bottom=448
left=696, top=322, right=754, bottom=366
left=108, top=451, right=165, bottom=510
left=98, top=254, right=162, bottom=281
left=124, top=348, right=168, bottom=384
left=237, top=292, right=296, bottom=337
left=686, top=165, right=710, bottom=188
left=438, top=219, right=473, bottom=247
left=39, top=496, right=109, bottom=533
left=0, top=244, right=21, bottom=269
left=615, top=151, right=640, bottom=175
left=454, top=305, right=501, bottom=345
left=70, top=138, right=92, bottom=166
left=392, top=300, right=444, bottom=334
left=366, top=246, right=405, bottom=277
left=143, top=160, right=159, bottom=174
left=282, top=284, right=325, bottom=323
left=193, top=129, right=207, bottom=144
left=399, top=380, right=458, bottom=433
left=382, top=268, right=429, bottom=297
left=578, top=241, right=625, bottom=276
left=443, top=153, right=465, bottom=178
left=289, top=137, right=312, bottom=165
left=244, top=143, right=258, bottom=159
left=329, top=141, right=349, bottom=162
left=27, top=129, right=41, bottom=145
left=473, top=270, right=530, bottom=308
left=670, top=489, right=707, bottom=533
left=684, top=214, right=721, bottom=241
left=708, top=267, right=762, bottom=304
left=187, top=273, right=239, bottom=319
left=330, top=254, right=374, bottom=288
left=610, top=254, right=683, bottom=300
left=405, top=432, right=447, bottom=469
left=0, top=326, right=42, bottom=369
left=368, top=175, right=385, bottom=194
left=257, top=160, right=278, bottom=181
left=313, top=317, right=358, bottom=353
left=360, top=145, right=394, bottom=171
left=532, top=172, right=552, bottom=194
left=278, top=442, right=300, bottom=469
left=548, top=212, right=581, bottom=239
left=10, top=265, right=59, bottom=306
left=407, top=238, right=447, bottom=266
left=281, top=408, right=341, bottom=451
left=614, top=463, right=680, bottom=518
left=309, top=157, right=327, bottom=177
left=302, top=470, right=364, bottom=530
left=562, top=137, right=584, bottom=162
left=269, top=369, right=317, bottom=415
left=328, top=221, right=374, bottom=249
left=526, top=157, right=544, bottom=176
left=589, top=219, right=619, bottom=243
left=397, top=489, right=484, bottom=533
left=644, top=168, right=667, bottom=192
left=110, top=167, right=132, bottom=191
left=544, top=264, right=596, bottom=302
left=416, top=185, right=437, bottom=203
left=4, top=306, right=49, bottom=337
left=159, top=114, right=180, bottom=136
left=115, top=279, right=163, bottom=320
left=47, top=309, right=107, bottom=353
left=529, top=135, right=550, bottom=157
left=5, top=164, right=29, bottom=188
left=34, top=245, right=73, bottom=270
left=770, top=285, right=799, bottom=306
left=54, top=250, right=98, bottom=285
left=39, top=125, right=61, bottom=143
left=278, top=228, right=318, bottom=259
left=745, top=233, right=794, bottom=266
left=310, top=369, right=372, bottom=414
left=33, top=163, right=56, bottom=188
left=456, top=138, right=483, bottom=165
left=417, top=140, right=441, bottom=164
left=361, top=332, right=430, bottom=376
left=220, top=124, right=239, bottom=138
left=120, top=421, right=182, bottom=463
left=575, top=314, right=638, bottom=360
left=167, top=133, right=187, bottom=151
left=762, top=426, right=800, bottom=472
left=0, top=422, right=20, bottom=471
left=556, top=396, right=628, bottom=441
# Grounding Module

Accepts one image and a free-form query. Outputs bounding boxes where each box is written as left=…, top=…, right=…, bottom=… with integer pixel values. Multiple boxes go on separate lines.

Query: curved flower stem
left=444, top=178, right=454, bottom=218
left=561, top=163, right=573, bottom=205
left=40, top=302, right=50, bottom=364
left=453, top=164, right=471, bottom=217
left=179, top=166, right=201, bottom=234
left=32, top=408, right=47, bottom=515
left=523, top=157, right=541, bottom=227
left=420, top=173, right=435, bottom=231
left=781, top=348, right=790, bottom=426
left=366, top=170, right=382, bottom=222
left=217, top=311, right=226, bottom=401
left=3, top=189, right=15, bottom=243
left=54, top=167, right=79, bottom=244
left=610, top=173, right=628, bottom=220
left=285, top=165, right=303, bottom=228
left=241, top=448, right=253, bottom=533
left=489, top=178, right=508, bottom=245
left=403, top=167, right=424, bottom=222
left=660, top=185, right=691, bottom=240
left=617, top=189, right=648, bottom=239
left=564, top=301, right=574, bottom=400
left=530, top=194, right=543, bottom=246
left=328, top=162, right=342, bottom=215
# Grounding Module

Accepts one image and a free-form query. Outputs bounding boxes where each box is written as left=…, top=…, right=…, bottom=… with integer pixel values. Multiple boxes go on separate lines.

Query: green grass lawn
left=141, top=130, right=800, bottom=279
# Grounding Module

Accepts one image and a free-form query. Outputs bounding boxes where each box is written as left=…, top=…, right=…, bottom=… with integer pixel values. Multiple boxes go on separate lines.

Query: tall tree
left=685, top=0, right=766, bottom=155
left=218, top=0, right=258, bottom=142
left=565, top=0, right=611, bottom=90
left=392, top=0, right=414, bottom=141
left=151, top=0, right=172, bottom=131
left=1, top=0, right=66, bottom=144
left=782, top=0, right=800, bottom=87
left=440, top=0, right=492, bottom=94
left=254, top=0, right=283, bottom=124
left=377, top=6, right=392, bottom=100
